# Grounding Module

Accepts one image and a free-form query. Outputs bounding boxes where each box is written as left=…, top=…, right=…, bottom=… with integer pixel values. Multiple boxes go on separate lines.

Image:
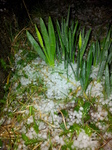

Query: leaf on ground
left=83, top=101, right=90, bottom=112
left=0, top=139, right=3, bottom=147
left=61, top=109, right=68, bottom=117
left=84, top=124, right=93, bottom=136
left=69, top=123, right=82, bottom=135
left=33, top=121, right=39, bottom=134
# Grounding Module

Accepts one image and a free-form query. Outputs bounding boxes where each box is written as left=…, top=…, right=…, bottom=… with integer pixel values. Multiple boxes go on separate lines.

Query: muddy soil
left=32, top=0, right=112, bottom=39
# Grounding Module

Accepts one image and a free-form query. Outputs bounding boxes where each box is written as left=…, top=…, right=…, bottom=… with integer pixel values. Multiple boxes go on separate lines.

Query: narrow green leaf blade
left=78, top=31, right=82, bottom=50
left=82, top=102, right=91, bottom=117
left=97, top=47, right=108, bottom=81
left=29, top=106, right=33, bottom=116
left=39, top=18, right=50, bottom=64
left=56, top=20, right=65, bottom=55
left=33, top=122, right=39, bottom=134
left=69, top=61, right=76, bottom=79
left=98, top=60, right=106, bottom=81
left=96, top=41, right=101, bottom=65
left=105, top=64, right=110, bottom=97
left=35, top=24, right=44, bottom=48
left=92, top=43, right=96, bottom=66
left=107, top=52, right=112, bottom=64
left=80, top=29, right=91, bottom=64
left=84, top=125, right=93, bottom=136
left=85, top=46, right=93, bottom=90
left=80, top=61, right=86, bottom=91
left=0, top=139, right=3, bottom=147
left=69, top=123, right=82, bottom=135
left=66, top=6, right=70, bottom=26
left=69, top=28, right=72, bottom=60
left=40, top=18, right=50, bottom=55
left=73, top=21, right=78, bottom=38
left=65, top=25, right=69, bottom=53
left=22, top=133, right=29, bottom=142
left=48, top=16, right=56, bottom=64
left=76, top=50, right=80, bottom=80
left=26, top=31, right=45, bottom=61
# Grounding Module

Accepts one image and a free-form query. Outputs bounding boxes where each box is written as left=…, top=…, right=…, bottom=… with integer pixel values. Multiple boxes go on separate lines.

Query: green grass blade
left=78, top=31, right=82, bottom=50
left=61, top=18, right=64, bottom=36
left=85, top=46, right=93, bottom=89
left=22, top=133, right=29, bottom=142
left=96, top=40, right=101, bottom=65
left=66, top=6, right=70, bottom=26
left=56, top=20, right=65, bottom=56
left=40, top=18, right=49, bottom=47
left=97, top=40, right=109, bottom=81
left=100, top=31, right=111, bottom=62
left=80, top=29, right=91, bottom=64
left=35, top=23, right=50, bottom=64
left=105, top=64, right=110, bottom=97
left=33, top=121, right=39, bottom=134
left=107, top=52, right=112, bottom=64
left=71, top=21, right=78, bottom=62
left=105, top=30, right=111, bottom=44
left=48, top=17, right=56, bottom=64
left=56, top=39, right=62, bottom=62
left=73, top=22, right=79, bottom=63
left=110, top=73, right=112, bottom=94
left=69, top=60, right=76, bottom=80
left=71, top=20, right=74, bottom=31
left=76, top=50, right=80, bottom=80
left=39, top=18, right=50, bottom=59
left=81, top=28, right=85, bottom=40
left=73, top=21, right=78, bottom=38
left=97, top=60, right=106, bottom=81
left=80, top=61, right=86, bottom=91
left=92, top=43, right=96, bottom=66
left=26, top=31, right=45, bottom=61
left=64, top=23, right=69, bottom=52
left=63, top=19, right=68, bottom=48
left=35, top=24, right=44, bottom=48
left=69, top=28, right=72, bottom=60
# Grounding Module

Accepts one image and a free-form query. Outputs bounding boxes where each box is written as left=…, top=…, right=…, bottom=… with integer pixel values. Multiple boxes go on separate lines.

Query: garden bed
left=0, top=10, right=112, bottom=149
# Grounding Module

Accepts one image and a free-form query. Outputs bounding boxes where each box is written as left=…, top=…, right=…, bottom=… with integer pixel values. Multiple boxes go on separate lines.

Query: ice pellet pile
left=0, top=50, right=112, bottom=150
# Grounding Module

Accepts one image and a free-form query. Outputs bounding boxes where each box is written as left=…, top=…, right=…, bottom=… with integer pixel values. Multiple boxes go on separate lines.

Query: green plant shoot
left=78, top=32, right=82, bottom=50
left=27, top=17, right=56, bottom=67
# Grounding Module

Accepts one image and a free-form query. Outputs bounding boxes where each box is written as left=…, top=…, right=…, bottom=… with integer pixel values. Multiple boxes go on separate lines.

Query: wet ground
left=0, top=0, right=112, bottom=100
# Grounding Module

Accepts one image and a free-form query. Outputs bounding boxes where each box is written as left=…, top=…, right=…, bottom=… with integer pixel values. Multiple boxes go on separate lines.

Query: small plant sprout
left=27, top=17, right=56, bottom=67
left=78, top=31, right=82, bottom=50
left=56, top=7, right=79, bottom=65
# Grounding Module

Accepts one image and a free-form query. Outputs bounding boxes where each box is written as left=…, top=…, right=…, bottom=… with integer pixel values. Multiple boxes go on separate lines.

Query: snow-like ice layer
left=2, top=53, right=112, bottom=150
left=72, top=130, right=99, bottom=149
left=14, top=58, right=81, bottom=100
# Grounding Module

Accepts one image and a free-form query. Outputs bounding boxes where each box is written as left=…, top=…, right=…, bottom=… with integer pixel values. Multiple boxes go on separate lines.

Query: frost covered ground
left=0, top=49, right=112, bottom=150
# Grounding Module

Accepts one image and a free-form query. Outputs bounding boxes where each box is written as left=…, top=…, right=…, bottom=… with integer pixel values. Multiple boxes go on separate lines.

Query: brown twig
left=22, top=0, right=33, bottom=25
left=58, top=109, right=68, bottom=130
left=33, top=142, right=43, bottom=150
